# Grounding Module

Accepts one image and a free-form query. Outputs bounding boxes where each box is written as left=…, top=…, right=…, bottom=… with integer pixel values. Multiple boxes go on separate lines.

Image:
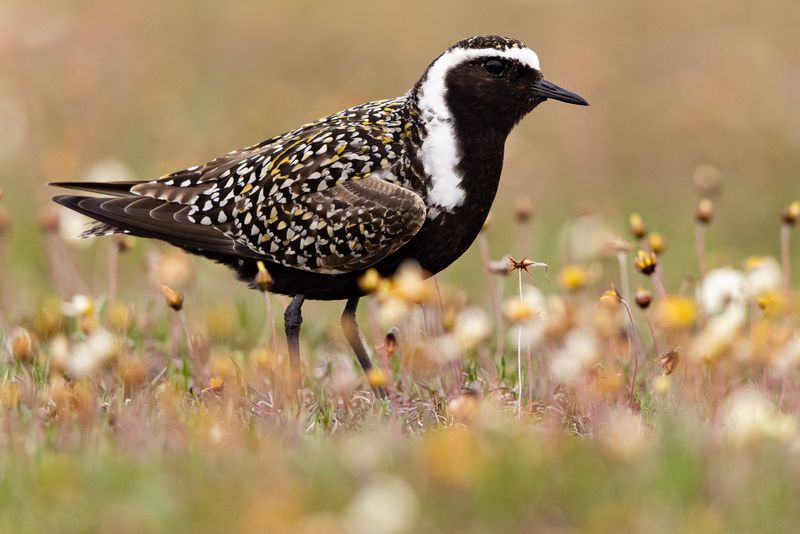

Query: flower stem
left=781, top=223, right=792, bottom=302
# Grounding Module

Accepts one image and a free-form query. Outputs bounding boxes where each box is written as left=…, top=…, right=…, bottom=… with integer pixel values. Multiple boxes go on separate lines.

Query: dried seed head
left=120, top=356, right=147, bottom=387
left=114, top=235, right=135, bottom=253
left=634, top=250, right=658, bottom=276
left=487, top=255, right=512, bottom=276
left=558, top=265, right=589, bottom=292
left=696, top=198, right=714, bottom=224
left=161, top=285, right=184, bottom=311
left=365, top=367, right=387, bottom=389
left=655, top=348, right=680, bottom=375
left=383, top=327, right=399, bottom=358
left=107, top=301, right=133, bottom=331
left=358, top=268, right=381, bottom=293
left=514, top=197, right=534, bottom=224
left=38, top=209, right=60, bottom=234
left=254, top=260, right=272, bottom=292
left=628, top=212, right=646, bottom=239
left=600, top=287, right=622, bottom=309
left=508, top=256, right=548, bottom=276
left=8, top=327, right=33, bottom=363
left=782, top=201, right=800, bottom=226
left=647, top=232, right=666, bottom=255
left=635, top=288, right=652, bottom=309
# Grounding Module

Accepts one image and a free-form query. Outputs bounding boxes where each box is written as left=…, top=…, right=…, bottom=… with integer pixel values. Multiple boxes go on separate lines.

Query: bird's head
left=414, top=35, right=588, bottom=135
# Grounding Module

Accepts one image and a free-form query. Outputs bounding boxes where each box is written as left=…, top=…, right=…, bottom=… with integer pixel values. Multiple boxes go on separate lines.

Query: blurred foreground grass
left=0, top=196, right=799, bottom=532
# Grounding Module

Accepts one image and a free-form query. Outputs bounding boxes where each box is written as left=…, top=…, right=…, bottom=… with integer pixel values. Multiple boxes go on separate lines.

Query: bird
left=52, top=35, right=588, bottom=397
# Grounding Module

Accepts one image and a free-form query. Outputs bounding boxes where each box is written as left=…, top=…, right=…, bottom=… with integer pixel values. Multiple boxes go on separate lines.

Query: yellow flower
left=628, top=212, right=646, bottom=239
left=782, top=201, right=800, bottom=226
left=503, top=297, right=536, bottom=324
left=634, top=250, right=658, bottom=276
left=647, top=232, right=666, bottom=255
left=254, top=261, right=272, bottom=292
left=756, top=291, right=784, bottom=318
left=655, top=296, right=698, bottom=331
left=107, top=301, right=133, bottom=331
left=558, top=265, right=588, bottom=291
left=391, top=262, right=433, bottom=304
left=652, top=375, right=671, bottom=394
left=8, top=327, right=33, bottom=363
left=160, top=285, right=184, bottom=311
left=208, top=376, right=224, bottom=393
left=358, top=268, right=381, bottom=293
left=600, top=287, right=621, bottom=309
left=696, top=198, right=714, bottom=224
left=365, top=367, right=387, bottom=389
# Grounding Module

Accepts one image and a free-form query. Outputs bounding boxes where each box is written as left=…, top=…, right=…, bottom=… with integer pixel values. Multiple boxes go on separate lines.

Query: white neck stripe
left=415, top=46, right=540, bottom=217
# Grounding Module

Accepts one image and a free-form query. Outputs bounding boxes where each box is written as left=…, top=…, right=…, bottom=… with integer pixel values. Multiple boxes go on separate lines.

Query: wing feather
left=51, top=97, right=424, bottom=274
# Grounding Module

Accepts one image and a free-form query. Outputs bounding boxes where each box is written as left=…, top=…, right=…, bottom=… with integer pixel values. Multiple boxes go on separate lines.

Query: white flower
left=66, top=328, right=117, bottom=378
left=454, top=307, right=491, bottom=351
left=698, top=268, right=747, bottom=315
left=691, top=305, right=747, bottom=362
left=597, top=408, right=647, bottom=458
left=56, top=207, right=95, bottom=247
left=346, top=475, right=418, bottom=534
left=744, top=256, right=782, bottom=297
left=548, top=328, right=598, bottom=383
left=62, top=294, right=96, bottom=318
left=560, top=213, right=612, bottom=261
left=723, top=387, right=797, bottom=446
left=507, top=284, right=546, bottom=348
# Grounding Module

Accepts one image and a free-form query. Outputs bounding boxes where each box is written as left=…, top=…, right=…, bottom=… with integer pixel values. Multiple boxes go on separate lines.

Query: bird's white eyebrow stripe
left=415, top=45, right=540, bottom=217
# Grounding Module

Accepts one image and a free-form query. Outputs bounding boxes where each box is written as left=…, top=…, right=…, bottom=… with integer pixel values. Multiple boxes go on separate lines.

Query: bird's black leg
left=341, top=297, right=388, bottom=399
left=284, top=294, right=305, bottom=393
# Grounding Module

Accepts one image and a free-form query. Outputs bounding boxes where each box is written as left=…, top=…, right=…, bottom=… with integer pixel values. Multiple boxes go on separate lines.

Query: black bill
left=533, top=78, right=589, bottom=106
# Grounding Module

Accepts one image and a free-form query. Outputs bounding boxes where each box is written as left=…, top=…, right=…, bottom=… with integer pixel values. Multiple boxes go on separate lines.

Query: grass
left=0, top=193, right=799, bottom=533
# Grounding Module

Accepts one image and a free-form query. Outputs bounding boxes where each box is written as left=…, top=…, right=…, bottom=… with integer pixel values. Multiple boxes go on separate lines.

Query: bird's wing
left=53, top=98, right=427, bottom=274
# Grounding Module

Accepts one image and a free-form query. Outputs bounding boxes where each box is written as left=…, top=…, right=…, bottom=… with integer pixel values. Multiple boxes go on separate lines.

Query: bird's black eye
left=483, top=58, right=506, bottom=76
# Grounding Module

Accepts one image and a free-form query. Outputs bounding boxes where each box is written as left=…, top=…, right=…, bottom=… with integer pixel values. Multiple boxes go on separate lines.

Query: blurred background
left=1, top=0, right=798, bottom=314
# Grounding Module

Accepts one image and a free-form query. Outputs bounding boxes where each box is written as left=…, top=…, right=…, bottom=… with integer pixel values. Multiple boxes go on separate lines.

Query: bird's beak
left=532, top=78, right=589, bottom=106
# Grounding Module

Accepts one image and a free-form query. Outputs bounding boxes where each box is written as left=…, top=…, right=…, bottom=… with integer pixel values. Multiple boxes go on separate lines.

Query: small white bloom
left=745, top=256, right=782, bottom=297
left=57, top=207, right=95, bottom=247
left=66, top=328, right=117, bottom=378
left=62, top=294, right=96, bottom=318
left=346, top=475, right=418, bottom=534
left=691, top=305, right=747, bottom=361
left=723, top=387, right=797, bottom=446
left=698, top=268, right=747, bottom=315
left=548, top=328, right=598, bottom=383
left=454, top=307, right=491, bottom=351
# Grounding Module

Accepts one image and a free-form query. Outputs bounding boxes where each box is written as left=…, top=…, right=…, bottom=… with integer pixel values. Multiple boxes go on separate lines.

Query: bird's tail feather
left=48, top=181, right=143, bottom=197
